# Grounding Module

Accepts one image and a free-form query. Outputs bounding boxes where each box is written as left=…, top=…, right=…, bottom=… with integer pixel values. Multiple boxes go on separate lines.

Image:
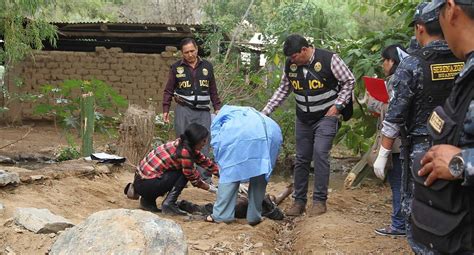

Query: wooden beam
left=60, top=31, right=194, bottom=38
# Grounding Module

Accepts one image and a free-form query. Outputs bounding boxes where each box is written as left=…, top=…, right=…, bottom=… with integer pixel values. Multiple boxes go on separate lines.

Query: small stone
left=0, top=170, right=20, bottom=186
left=95, top=165, right=110, bottom=174
left=5, top=246, right=16, bottom=255
left=49, top=233, right=56, bottom=238
left=107, top=199, right=116, bottom=204
left=3, top=218, right=13, bottom=227
left=253, top=242, right=264, bottom=248
left=0, top=155, right=15, bottom=164
left=30, top=175, right=45, bottom=181
left=14, top=227, right=24, bottom=233
left=193, top=243, right=211, bottom=251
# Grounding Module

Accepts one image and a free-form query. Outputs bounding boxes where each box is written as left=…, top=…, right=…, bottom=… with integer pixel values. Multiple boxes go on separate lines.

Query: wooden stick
left=274, top=183, right=293, bottom=205
left=0, top=127, right=32, bottom=150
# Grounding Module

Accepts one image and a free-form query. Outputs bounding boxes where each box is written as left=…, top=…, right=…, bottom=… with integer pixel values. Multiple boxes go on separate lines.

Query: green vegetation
left=0, top=0, right=420, bottom=159
left=199, top=0, right=418, bottom=157
left=56, top=134, right=81, bottom=162
left=34, top=79, right=127, bottom=134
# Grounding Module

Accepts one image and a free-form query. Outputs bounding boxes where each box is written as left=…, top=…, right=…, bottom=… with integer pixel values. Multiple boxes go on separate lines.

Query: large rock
left=14, top=208, right=74, bottom=233
left=50, top=209, right=188, bottom=255
left=0, top=170, right=20, bottom=186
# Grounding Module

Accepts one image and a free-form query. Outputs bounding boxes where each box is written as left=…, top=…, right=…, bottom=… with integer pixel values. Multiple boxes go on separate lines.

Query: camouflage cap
left=423, top=0, right=446, bottom=14
left=424, top=0, right=474, bottom=14
left=421, top=1, right=441, bottom=24
left=409, top=2, right=429, bottom=27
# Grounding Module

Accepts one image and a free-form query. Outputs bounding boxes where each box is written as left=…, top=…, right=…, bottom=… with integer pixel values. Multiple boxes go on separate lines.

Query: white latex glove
left=208, top=184, right=218, bottom=194
left=373, top=146, right=391, bottom=180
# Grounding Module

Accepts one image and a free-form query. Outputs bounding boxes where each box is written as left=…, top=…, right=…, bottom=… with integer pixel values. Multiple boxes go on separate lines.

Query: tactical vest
left=407, top=48, right=463, bottom=136
left=285, top=49, right=338, bottom=123
left=172, top=59, right=213, bottom=111
left=411, top=57, right=474, bottom=253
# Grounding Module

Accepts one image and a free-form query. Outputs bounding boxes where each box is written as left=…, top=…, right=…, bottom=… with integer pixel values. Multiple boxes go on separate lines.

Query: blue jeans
left=388, top=153, right=405, bottom=232
left=212, top=174, right=267, bottom=224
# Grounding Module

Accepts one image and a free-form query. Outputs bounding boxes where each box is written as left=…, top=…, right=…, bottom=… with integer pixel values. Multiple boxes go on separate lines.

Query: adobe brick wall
left=3, top=46, right=179, bottom=121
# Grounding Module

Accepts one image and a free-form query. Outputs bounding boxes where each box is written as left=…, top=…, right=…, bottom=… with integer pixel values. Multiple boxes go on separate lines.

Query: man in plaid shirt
left=262, top=34, right=354, bottom=217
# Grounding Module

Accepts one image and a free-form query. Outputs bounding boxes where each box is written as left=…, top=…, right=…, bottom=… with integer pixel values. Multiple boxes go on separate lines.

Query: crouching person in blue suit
left=205, top=105, right=283, bottom=225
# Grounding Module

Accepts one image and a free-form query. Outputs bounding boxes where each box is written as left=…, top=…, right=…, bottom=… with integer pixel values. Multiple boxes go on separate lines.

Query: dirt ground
left=0, top=123, right=411, bottom=254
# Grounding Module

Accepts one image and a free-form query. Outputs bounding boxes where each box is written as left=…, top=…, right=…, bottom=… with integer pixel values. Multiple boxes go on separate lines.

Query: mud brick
left=108, top=76, right=120, bottom=82
left=160, top=51, right=173, bottom=58
left=165, top=46, right=178, bottom=52
left=103, top=70, right=115, bottom=76
left=97, top=63, right=110, bottom=70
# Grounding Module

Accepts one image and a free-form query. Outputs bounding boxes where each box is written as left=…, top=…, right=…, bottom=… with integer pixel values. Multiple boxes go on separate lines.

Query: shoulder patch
left=290, top=64, right=298, bottom=72
left=314, top=62, right=322, bottom=72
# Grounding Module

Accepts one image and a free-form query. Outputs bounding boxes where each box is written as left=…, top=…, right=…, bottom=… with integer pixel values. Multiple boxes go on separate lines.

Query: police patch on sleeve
left=314, top=62, right=322, bottom=72
left=428, top=110, right=445, bottom=134
left=203, top=68, right=208, bottom=76
left=290, top=64, right=298, bottom=72
left=430, top=62, right=464, bottom=81
left=177, top=66, right=184, bottom=74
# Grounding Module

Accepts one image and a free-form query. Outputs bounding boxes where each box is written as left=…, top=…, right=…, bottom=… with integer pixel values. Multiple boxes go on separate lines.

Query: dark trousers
left=134, top=171, right=188, bottom=203
left=293, top=116, right=339, bottom=204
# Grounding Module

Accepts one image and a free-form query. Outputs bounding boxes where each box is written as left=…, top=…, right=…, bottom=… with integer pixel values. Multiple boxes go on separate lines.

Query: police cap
left=409, top=2, right=429, bottom=27
left=424, top=0, right=474, bottom=14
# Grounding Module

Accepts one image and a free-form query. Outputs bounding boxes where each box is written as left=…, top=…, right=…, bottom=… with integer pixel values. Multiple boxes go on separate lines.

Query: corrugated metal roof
left=49, top=0, right=208, bottom=26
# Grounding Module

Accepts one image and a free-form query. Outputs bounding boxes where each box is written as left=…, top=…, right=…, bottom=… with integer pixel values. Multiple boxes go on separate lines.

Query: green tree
left=0, top=0, right=58, bottom=113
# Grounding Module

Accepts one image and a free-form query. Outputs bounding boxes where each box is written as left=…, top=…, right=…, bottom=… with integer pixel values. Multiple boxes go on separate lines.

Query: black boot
left=162, top=186, right=188, bottom=216
left=140, top=197, right=161, bottom=213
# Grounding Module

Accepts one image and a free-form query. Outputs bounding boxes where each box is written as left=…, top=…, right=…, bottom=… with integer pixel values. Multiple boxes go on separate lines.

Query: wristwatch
left=335, top=104, right=344, bottom=111
left=448, top=153, right=465, bottom=179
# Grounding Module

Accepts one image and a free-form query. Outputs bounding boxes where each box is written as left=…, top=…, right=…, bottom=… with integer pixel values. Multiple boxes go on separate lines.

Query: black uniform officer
left=413, top=0, right=474, bottom=253
left=372, top=2, right=464, bottom=253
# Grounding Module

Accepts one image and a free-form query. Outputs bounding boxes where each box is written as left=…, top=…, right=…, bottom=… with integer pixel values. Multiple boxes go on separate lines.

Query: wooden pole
left=273, top=183, right=294, bottom=205
left=81, top=92, right=94, bottom=157
left=344, top=150, right=371, bottom=188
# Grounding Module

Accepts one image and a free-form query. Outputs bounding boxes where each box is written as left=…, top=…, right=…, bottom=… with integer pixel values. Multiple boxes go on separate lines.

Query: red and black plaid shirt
left=137, top=139, right=219, bottom=188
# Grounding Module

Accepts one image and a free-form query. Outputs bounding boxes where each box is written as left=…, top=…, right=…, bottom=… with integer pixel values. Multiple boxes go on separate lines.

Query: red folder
left=363, top=76, right=389, bottom=103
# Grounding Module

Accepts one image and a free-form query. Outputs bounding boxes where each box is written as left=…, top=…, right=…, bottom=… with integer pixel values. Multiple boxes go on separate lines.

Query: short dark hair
left=416, top=20, right=444, bottom=37
left=283, top=34, right=309, bottom=56
left=180, top=38, right=197, bottom=51
left=460, top=4, right=474, bottom=19
left=381, top=44, right=407, bottom=76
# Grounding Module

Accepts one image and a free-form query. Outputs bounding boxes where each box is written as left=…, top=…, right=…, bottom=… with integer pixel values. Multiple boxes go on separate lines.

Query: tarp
left=211, top=105, right=283, bottom=184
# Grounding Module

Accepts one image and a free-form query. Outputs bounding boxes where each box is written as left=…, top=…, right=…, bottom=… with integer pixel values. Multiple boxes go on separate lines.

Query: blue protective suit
left=211, top=105, right=283, bottom=184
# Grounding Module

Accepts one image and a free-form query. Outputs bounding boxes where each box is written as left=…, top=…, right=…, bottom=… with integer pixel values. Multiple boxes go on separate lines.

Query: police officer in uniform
left=372, top=3, right=464, bottom=251
left=162, top=38, right=222, bottom=184
left=411, top=0, right=474, bottom=253
left=262, top=34, right=355, bottom=216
